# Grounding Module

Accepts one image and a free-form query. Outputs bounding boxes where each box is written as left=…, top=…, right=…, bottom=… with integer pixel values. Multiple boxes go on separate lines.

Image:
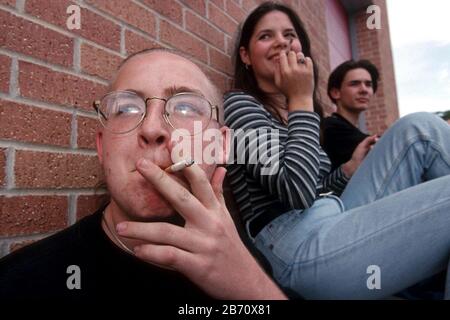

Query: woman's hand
left=342, top=135, right=378, bottom=178
left=117, top=159, right=287, bottom=300
left=274, top=50, right=314, bottom=112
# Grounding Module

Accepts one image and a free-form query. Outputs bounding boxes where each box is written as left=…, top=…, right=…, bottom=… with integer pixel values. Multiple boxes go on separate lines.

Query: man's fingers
left=361, top=135, right=377, bottom=147
left=117, top=221, right=204, bottom=252
left=180, top=163, right=222, bottom=210
left=136, top=159, right=204, bottom=223
left=134, top=243, right=193, bottom=272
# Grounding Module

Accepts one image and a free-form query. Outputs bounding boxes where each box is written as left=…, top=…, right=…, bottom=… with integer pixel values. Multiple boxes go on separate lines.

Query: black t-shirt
left=0, top=206, right=210, bottom=301
left=321, top=113, right=369, bottom=170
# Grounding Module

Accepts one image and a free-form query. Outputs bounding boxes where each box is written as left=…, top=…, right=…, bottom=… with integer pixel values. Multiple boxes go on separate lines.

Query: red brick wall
left=354, top=0, right=399, bottom=134
left=0, top=0, right=396, bottom=257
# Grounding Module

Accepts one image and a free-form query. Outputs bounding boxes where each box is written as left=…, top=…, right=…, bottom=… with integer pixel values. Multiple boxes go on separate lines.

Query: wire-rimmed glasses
left=93, top=90, right=219, bottom=135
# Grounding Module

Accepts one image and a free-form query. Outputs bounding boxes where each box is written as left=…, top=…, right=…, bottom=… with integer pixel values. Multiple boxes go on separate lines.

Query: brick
left=210, top=0, right=225, bottom=10
left=19, top=61, right=107, bottom=111
left=81, top=44, right=122, bottom=80
left=15, top=151, right=103, bottom=188
left=77, top=115, right=100, bottom=150
left=0, top=0, right=15, bottom=7
left=180, top=0, right=206, bottom=16
left=85, top=0, right=156, bottom=36
left=10, top=240, right=37, bottom=252
left=208, top=2, right=238, bottom=35
left=225, top=36, right=234, bottom=56
left=0, top=100, right=72, bottom=146
left=26, top=0, right=121, bottom=51
left=185, top=11, right=225, bottom=51
left=76, top=194, right=109, bottom=220
left=225, top=0, right=246, bottom=23
left=209, top=47, right=233, bottom=75
left=160, top=21, right=208, bottom=63
left=125, top=30, right=162, bottom=56
left=0, top=55, right=10, bottom=93
left=0, top=148, right=5, bottom=187
left=0, top=11, right=73, bottom=67
left=242, top=0, right=257, bottom=12
left=140, top=0, right=182, bottom=25
left=0, top=196, right=67, bottom=236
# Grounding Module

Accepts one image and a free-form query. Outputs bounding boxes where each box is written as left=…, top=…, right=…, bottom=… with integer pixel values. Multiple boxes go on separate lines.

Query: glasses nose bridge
left=140, top=96, right=172, bottom=127
left=145, top=96, right=167, bottom=108
left=144, top=95, right=168, bottom=115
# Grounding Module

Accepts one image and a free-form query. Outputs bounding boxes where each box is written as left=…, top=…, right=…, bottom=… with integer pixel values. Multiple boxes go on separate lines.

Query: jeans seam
left=288, top=193, right=450, bottom=268
left=374, top=134, right=450, bottom=200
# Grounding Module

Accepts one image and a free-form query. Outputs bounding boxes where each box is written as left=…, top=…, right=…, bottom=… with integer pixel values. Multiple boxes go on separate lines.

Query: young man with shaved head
left=0, top=49, right=286, bottom=301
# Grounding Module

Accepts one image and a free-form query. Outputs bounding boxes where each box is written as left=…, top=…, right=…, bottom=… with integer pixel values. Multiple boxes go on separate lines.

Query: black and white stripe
left=224, top=92, right=349, bottom=235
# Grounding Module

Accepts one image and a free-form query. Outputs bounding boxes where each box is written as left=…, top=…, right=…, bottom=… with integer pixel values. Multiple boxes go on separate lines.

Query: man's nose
left=359, top=84, right=370, bottom=94
left=137, top=100, right=170, bottom=147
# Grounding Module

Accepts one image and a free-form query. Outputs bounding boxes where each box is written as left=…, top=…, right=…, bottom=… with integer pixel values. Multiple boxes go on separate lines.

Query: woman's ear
left=239, top=46, right=251, bottom=66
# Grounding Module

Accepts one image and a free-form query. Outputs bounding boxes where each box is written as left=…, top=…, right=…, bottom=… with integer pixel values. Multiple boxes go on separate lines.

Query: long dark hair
left=232, top=1, right=323, bottom=120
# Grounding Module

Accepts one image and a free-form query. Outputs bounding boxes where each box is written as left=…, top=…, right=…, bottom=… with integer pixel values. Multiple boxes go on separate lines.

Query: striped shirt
left=224, top=91, right=349, bottom=237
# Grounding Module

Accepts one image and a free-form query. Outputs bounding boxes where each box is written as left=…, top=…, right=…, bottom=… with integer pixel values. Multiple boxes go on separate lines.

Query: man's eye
left=174, top=103, right=203, bottom=116
left=259, top=34, right=270, bottom=40
left=115, top=104, right=142, bottom=115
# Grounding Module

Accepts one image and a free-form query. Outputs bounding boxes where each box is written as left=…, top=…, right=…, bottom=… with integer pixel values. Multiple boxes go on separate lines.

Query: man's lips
left=131, top=166, right=190, bottom=190
left=356, top=98, right=369, bottom=103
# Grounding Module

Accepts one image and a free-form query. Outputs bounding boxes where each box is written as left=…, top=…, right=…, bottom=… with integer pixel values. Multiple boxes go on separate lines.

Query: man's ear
left=239, top=46, right=251, bottom=66
left=329, top=88, right=341, bottom=101
left=96, top=131, right=104, bottom=165
left=219, top=126, right=231, bottom=165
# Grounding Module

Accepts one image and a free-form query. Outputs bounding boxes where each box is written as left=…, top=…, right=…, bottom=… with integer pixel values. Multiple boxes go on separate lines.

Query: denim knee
left=389, top=112, right=448, bottom=142
left=397, top=112, right=446, bottom=132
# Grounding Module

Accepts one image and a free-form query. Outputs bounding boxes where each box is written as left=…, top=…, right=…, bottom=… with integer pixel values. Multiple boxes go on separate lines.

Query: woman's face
left=240, top=10, right=303, bottom=92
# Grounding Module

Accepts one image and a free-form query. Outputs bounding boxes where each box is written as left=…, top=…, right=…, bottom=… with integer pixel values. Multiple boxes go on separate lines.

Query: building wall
left=353, top=0, right=399, bottom=134
left=326, top=0, right=352, bottom=70
left=0, top=0, right=397, bottom=257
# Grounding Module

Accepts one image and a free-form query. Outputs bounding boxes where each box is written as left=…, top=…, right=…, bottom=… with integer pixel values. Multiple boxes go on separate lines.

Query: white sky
left=386, top=0, right=450, bottom=116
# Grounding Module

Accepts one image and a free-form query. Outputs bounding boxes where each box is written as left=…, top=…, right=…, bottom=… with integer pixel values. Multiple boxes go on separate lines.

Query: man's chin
left=133, top=205, right=185, bottom=225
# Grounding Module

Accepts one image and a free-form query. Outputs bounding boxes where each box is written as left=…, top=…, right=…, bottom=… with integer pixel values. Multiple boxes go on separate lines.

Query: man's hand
left=274, top=50, right=314, bottom=112
left=342, top=135, right=378, bottom=178
left=117, top=159, right=287, bottom=300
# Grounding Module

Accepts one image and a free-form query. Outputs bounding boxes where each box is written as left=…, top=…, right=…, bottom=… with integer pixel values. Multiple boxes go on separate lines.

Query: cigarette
left=164, top=159, right=195, bottom=173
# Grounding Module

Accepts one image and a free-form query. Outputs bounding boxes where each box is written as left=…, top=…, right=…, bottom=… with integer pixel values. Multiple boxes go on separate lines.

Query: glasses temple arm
left=93, top=101, right=107, bottom=121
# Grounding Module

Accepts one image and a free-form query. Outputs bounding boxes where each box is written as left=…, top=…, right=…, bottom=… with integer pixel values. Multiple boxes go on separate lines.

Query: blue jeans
left=254, top=112, right=450, bottom=299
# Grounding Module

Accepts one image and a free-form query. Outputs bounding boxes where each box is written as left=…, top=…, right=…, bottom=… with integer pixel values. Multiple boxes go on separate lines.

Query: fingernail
left=116, top=222, right=127, bottom=233
left=133, top=246, right=141, bottom=254
left=138, top=158, right=149, bottom=168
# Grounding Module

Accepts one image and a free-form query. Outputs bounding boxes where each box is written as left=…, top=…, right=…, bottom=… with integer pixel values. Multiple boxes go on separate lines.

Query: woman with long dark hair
left=224, top=1, right=450, bottom=299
